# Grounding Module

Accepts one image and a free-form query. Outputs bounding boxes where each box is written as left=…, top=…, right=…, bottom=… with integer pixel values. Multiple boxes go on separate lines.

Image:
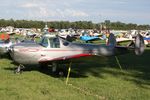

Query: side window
left=63, top=41, right=69, bottom=46
left=49, top=38, right=60, bottom=48
left=41, top=38, right=48, bottom=47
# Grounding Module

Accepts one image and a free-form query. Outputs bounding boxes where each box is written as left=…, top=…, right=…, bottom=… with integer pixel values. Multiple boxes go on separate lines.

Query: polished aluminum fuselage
left=8, top=33, right=145, bottom=65
left=9, top=38, right=115, bottom=65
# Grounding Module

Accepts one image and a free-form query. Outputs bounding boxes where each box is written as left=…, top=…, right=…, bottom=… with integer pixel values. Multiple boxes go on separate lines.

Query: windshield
left=41, top=37, right=48, bottom=47
left=40, top=37, right=60, bottom=48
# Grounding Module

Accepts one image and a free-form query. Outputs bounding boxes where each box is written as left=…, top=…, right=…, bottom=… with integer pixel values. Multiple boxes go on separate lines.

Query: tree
left=0, top=19, right=149, bottom=30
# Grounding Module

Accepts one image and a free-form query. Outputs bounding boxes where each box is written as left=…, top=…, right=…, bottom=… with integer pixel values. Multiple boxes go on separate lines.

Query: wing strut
left=66, top=61, right=72, bottom=85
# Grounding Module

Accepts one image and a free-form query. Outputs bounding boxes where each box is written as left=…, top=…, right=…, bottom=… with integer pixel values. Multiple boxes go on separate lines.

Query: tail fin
left=107, top=33, right=116, bottom=47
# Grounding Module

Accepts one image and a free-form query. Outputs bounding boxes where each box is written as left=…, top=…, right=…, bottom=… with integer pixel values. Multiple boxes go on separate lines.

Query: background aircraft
left=0, top=39, right=12, bottom=56
left=0, top=34, right=12, bottom=56
left=80, top=35, right=100, bottom=43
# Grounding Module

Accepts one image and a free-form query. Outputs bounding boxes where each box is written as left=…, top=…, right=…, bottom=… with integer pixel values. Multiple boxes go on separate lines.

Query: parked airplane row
left=0, top=24, right=147, bottom=78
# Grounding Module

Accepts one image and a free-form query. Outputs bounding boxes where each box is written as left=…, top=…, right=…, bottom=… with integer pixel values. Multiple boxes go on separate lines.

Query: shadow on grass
left=115, top=49, right=150, bottom=88
left=68, top=49, right=150, bottom=88
left=3, top=48, right=150, bottom=89
left=0, top=53, right=12, bottom=60
left=4, top=63, right=88, bottom=78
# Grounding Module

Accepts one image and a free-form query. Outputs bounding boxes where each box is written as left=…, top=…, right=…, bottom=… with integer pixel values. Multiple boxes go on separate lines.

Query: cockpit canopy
left=40, top=35, right=60, bottom=48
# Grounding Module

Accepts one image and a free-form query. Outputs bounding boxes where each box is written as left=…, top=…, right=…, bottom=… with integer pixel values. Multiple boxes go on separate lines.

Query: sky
left=0, top=0, right=150, bottom=24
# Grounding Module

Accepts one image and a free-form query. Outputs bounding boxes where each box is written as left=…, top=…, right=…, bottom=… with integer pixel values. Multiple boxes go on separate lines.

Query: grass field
left=0, top=47, right=150, bottom=100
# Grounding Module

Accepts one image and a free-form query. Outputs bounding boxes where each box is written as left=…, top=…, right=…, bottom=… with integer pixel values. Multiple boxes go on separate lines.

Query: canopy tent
left=0, top=33, right=10, bottom=40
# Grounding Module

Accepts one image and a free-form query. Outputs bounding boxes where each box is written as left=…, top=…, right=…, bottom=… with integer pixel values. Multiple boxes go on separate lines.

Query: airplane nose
left=8, top=46, right=15, bottom=57
left=8, top=46, right=14, bottom=52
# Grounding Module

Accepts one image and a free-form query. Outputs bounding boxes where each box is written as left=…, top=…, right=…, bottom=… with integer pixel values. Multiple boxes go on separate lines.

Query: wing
left=80, top=36, right=99, bottom=41
left=38, top=53, right=91, bottom=63
left=116, top=38, right=133, bottom=43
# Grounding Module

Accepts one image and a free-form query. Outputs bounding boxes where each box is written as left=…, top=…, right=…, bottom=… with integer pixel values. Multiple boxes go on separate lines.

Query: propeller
left=135, top=34, right=145, bottom=55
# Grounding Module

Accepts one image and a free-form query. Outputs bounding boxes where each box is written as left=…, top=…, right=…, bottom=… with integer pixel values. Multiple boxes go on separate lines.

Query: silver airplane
left=8, top=33, right=144, bottom=75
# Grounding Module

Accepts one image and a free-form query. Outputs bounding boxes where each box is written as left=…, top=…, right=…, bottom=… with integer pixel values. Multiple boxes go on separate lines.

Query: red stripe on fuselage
left=39, top=54, right=92, bottom=62
left=18, top=49, right=92, bottom=52
left=68, top=54, right=92, bottom=58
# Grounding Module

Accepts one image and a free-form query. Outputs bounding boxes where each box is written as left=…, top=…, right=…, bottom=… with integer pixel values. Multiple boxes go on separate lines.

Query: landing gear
left=51, top=62, right=72, bottom=83
left=52, top=63, right=57, bottom=72
left=39, top=62, right=66, bottom=77
left=14, top=64, right=24, bottom=74
left=51, top=63, right=65, bottom=77
left=39, top=63, right=48, bottom=70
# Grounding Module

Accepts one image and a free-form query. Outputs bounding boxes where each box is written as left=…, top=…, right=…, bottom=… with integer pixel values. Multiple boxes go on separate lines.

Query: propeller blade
left=135, top=34, right=145, bottom=55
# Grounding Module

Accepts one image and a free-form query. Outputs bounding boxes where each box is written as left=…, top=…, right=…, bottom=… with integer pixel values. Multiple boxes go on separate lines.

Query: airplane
left=116, top=33, right=133, bottom=43
left=80, top=35, right=101, bottom=43
left=143, top=31, right=150, bottom=47
left=7, top=33, right=145, bottom=83
left=114, top=30, right=149, bottom=47
left=80, top=33, right=133, bottom=44
left=144, top=37, right=150, bottom=47
left=8, top=32, right=144, bottom=77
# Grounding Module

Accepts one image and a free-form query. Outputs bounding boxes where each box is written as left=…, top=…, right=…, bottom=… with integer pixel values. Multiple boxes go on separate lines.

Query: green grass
left=0, top=48, right=150, bottom=100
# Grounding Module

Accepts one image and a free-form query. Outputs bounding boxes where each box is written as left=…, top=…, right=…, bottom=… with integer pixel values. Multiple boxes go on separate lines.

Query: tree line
left=0, top=19, right=149, bottom=30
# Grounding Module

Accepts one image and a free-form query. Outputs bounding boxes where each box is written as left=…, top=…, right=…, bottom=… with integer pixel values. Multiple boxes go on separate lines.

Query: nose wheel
left=14, top=64, right=24, bottom=74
